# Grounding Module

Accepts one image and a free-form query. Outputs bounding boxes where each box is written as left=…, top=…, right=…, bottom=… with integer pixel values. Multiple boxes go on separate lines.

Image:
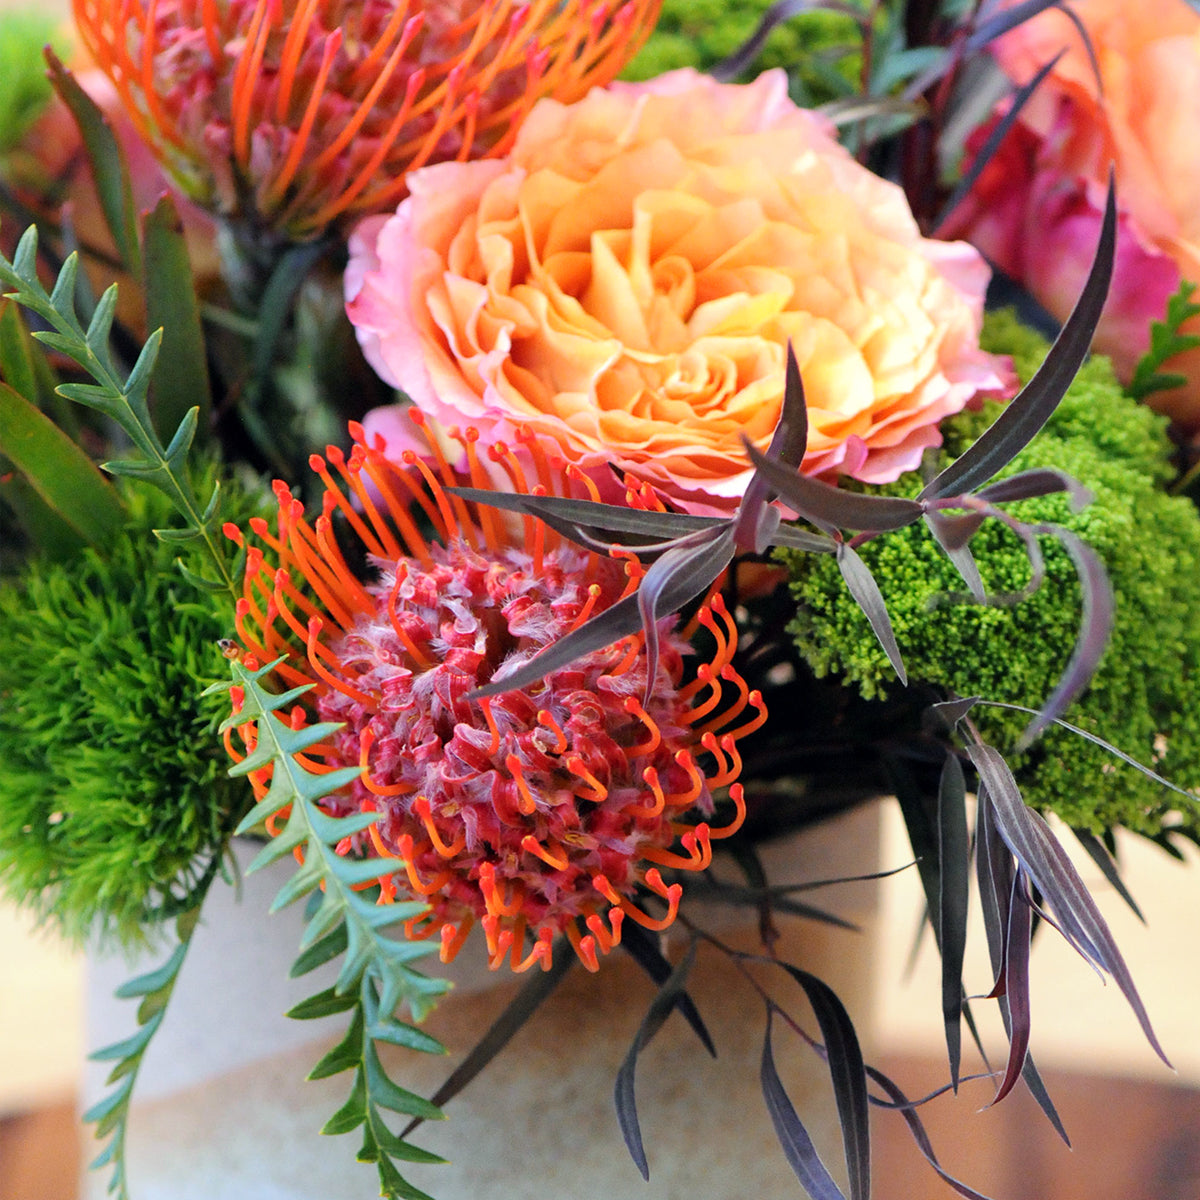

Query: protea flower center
left=226, top=417, right=761, bottom=971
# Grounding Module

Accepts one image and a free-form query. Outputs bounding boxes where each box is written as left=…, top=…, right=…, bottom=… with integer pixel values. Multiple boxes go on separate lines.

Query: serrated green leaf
left=0, top=381, right=125, bottom=547
left=174, top=560, right=229, bottom=592
left=309, top=1007, right=366, bottom=1080
left=371, top=1121, right=447, bottom=1164
left=162, top=404, right=199, bottom=468
left=152, top=524, right=203, bottom=544
left=376, top=1154, right=438, bottom=1200
left=46, top=49, right=141, bottom=274
left=365, top=1045, right=443, bottom=1119
left=84, top=903, right=208, bottom=1200
left=114, top=945, right=187, bottom=999
left=47, top=251, right=81, bottom=318
left=321, top=1069, right=368, bottom=1136
left=88, top=1024, right=157, bottom=1063
left=269, top=859, right=328, bottom=912
left=84, top=284, right=119, bottom=371
left=367, top=1020, right=445, bottom=1057
left=291, top=925, right=350, bottom=978
left=81, top=1077, right=134, bottom=1126
left=287, top=985, right=360, bottom=1021
left=142, top=194, right=212, bottom=441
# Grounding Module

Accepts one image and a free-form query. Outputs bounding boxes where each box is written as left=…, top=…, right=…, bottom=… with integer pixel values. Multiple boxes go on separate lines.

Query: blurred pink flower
left=944, top=0, right=1200, bottom=430
left=346, top=68, right=1010, bottom=514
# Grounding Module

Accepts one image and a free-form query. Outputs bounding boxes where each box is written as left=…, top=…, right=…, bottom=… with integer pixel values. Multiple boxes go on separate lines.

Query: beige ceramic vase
left=83, top=804, right=882, bottom=1200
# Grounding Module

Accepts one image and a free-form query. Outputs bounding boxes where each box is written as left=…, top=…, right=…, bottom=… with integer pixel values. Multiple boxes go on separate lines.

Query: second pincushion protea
left=72, top=0, right=661, bottom=242
left=224, top=416, right=763, bottom=971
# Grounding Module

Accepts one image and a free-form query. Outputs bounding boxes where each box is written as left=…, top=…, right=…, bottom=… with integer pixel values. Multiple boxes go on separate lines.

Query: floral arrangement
left=2, top=1, right=1199, bottom=1197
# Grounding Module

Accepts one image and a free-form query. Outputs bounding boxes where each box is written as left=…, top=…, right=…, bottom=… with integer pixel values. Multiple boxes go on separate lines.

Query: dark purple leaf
left=764, top=962, right=870, bottom=1200
left=925, top=513, right=986, bottom=601
left=638, top=529, right=730, bottom=700
left=735, top=343, right=809, bottom=554
left=933, top=53, right=1064, bottom=235
left=863, top=1066, right=997, bottom=1200
left=966, top=0, right=1100, bottom=94
left=615, top=940, right=700, bottom=1180
left=937, top=754, right=970, bottom=1090
left=470, top=526, right=734, bottom=699
left=447, top=487, right=722, bottom=543
left=926, top=510, right=986, bottom=553
left=972, top=699, right=1200, bottom=805
left=837, top=543, right=908, bottom=686
left=618, top=921, right=716, bottom=1058
left=772, top=523, right=841, bottom=554
left=974, top=468, right=1092, bottom=511
left=969, top=743, right=1170, bottom=1067
left=975, top=787, right=1014, bottom=999
left=743, top=436, right=924, bottom=533
left=928, top=696, right=981, bottom=732
left=1016, top=527, right=1113, bottom=748
left=398, top=940, right=575, bottom=1139
left=761, top=1009, right=847, bottom=1200
left=991, top=875, right=1033, bottom=1104
left=920, top=175, right=1116, bottom=501
left=712, top=0, right=867, bottom=81
left=975, top=791, right=1069, bottom=1141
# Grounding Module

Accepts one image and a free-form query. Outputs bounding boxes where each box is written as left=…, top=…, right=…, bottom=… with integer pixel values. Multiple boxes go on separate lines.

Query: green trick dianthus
left=622, top=0, right=862, bottom=105
left=0, top=472, right=263, bottom=946
left=780, top=311, right=1200, bottom=835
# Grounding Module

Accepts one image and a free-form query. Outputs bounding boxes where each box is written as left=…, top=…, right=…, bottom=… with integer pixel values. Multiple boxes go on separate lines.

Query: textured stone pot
left=82, top=804, right=881, bottom=1200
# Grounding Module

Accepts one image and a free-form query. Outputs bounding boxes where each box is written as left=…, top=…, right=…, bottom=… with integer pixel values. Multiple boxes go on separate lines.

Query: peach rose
left=346, top=68, right=1010, bottom=512
left=948, top=0, right=1200, bottom=429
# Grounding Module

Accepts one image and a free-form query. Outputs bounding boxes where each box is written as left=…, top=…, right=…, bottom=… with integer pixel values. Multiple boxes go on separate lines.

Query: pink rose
left=347, top=68, right=1010, bottom=513
left=946, top=0, right=1200, bottom=430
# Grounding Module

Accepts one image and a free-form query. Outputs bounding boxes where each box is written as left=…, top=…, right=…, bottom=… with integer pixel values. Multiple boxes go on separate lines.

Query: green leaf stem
left=0, top=226, right=237, bottom=600
left=219, top=660, right=450, bottom=1199
left=84, top=905, right=206, bottom=1200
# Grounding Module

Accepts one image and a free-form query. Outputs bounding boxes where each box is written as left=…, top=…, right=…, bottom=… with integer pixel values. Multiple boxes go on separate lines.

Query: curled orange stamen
left=622, top=695, right=661, bottom=755
left=505, top=754, right=538, bottom=815
left=536, top=709, right=568, bottom=754
left=708, top=784, right=747, bottom=840
left=414, top=796, right=466, bottom=859
left=440, top=916, right=474, bottom=963
left=521, top=835, right=568, bottom=870
left=566, top=755, right=608, bottom=803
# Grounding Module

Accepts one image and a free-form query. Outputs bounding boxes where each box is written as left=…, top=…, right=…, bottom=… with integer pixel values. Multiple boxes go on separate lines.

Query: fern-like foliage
left=218, top=659, right=451, bottom=1199
left=1128, top=280, right=1200, bottom=402
left=83, top=905, right=206, bottom=1200
left=0, top=226, right=237, bottom=599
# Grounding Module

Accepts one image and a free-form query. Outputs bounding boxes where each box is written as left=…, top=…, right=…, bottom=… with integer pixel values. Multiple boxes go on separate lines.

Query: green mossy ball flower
left=623, top=0, right=861, bottom=105
left=0, top=476, right=261, bottom=946
left=781, top=311, right=1200, bottom=836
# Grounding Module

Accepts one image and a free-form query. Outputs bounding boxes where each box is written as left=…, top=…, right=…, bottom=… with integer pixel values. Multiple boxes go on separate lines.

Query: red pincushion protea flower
left=73, top=0, right=661, bottom=239
left=224, top=416, right=764, bottom=972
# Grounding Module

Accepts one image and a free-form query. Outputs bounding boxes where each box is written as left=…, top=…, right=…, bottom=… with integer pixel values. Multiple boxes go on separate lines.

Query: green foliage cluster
left=0, top=472, right=263, bottom=946
left=623, top=0, right=862, bottom=105
left=781, top=311, right=1200, bottom=834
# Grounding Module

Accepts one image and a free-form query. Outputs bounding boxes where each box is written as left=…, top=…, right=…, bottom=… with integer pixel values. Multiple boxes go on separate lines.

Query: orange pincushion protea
left=73, top=0, right=661, bottom=239
left=224, top=417, right=764, bottom=972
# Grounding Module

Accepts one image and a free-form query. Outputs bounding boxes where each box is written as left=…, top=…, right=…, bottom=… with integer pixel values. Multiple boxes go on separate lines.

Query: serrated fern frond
left=0, top=225, right=238, bottom=600
left=220, top=659, right=451, bottom=1199
left=1128, top=280, right=1200, bottom=402
left=83, top=904, right=206, bottom=1200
